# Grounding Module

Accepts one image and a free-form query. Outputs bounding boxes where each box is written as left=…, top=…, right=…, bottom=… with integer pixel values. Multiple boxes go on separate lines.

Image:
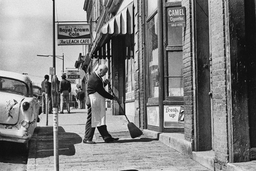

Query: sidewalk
left=27, top=108, right=210, bottom=171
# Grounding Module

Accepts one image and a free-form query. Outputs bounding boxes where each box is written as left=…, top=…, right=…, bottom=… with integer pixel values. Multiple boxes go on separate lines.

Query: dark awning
left=89, top=2, right=134, bottom=58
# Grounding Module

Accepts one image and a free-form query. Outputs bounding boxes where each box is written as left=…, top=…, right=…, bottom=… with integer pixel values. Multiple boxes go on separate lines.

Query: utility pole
left=52, top=0, right=59, bottom=171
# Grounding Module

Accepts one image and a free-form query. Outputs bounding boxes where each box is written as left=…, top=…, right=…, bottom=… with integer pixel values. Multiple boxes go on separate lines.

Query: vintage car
left=0, top=70, right=40, bottom=147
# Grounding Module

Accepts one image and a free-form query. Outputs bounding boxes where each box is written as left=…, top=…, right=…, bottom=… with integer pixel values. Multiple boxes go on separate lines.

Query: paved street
left=27, top=108, right=210, bottom=171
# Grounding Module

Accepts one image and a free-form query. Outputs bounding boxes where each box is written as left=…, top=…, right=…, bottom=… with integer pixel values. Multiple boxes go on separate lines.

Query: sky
left=0, top=0, right=86, bottom=85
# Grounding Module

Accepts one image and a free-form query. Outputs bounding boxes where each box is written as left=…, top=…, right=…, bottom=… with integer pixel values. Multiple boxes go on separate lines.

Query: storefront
left=84, top=1, right=136, bottom=120
left=143, top=0, right=184, bottom=132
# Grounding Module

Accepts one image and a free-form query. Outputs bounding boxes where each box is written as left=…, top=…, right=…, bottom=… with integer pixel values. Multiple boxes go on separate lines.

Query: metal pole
left=53, top=0, right=56, bottom=71
left=158, top=0, right=164, bottom=132
left=52, top=0, right=59, bottom=171
left=62, top=53, right=64, bottom=73
left=45, top=94, right=49, bottom=126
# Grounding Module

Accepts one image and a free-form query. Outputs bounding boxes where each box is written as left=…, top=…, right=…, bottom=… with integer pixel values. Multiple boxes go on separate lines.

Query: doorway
left=195, top=0, right=212, bottom=151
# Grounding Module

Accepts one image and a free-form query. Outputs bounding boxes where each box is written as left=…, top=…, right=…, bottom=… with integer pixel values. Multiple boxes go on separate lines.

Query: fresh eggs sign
left=57, top=24, right=90, bottom=46
left=167, top=7, right=186, bottom=27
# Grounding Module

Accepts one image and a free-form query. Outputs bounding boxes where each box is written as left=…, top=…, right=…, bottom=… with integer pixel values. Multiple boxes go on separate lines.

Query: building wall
left=182, top=0, right=229, bottom=167
left=182, top=0, right=194, bottom=142
left=209, top=0, right=229, bottom=165
left=135, top=0, right=146, bottom=128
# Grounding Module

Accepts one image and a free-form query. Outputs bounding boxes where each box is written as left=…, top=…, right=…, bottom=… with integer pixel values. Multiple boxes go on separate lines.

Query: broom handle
left=108, top=85, right=131, bottom=123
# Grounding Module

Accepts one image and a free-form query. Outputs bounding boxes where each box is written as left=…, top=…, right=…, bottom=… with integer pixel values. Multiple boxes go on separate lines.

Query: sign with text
left=57, top=24, right=91, bottom=46
left=164, top=106, right=181, bottom=122
left=167, top=7, right=186, bottom=27
left=66, top=69, right=80, bottom=84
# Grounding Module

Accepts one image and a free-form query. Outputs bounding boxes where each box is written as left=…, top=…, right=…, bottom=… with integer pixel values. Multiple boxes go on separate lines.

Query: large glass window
left=147, top=0, right=158, bottom=16
left=167, top=52, right=183, bottom=96
left=147, top=13, right=159, bottom=98
left=165, top=5, right=184, bottom=99
left=125, top=57, right=135, bottom=101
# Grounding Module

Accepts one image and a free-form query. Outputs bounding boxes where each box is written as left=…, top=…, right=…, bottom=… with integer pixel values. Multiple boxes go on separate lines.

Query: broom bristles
left=127, top=122, right=143, bottom=138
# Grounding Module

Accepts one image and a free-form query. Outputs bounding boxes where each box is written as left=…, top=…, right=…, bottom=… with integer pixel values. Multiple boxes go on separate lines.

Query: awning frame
left=89, top=2, right=134, bottom=58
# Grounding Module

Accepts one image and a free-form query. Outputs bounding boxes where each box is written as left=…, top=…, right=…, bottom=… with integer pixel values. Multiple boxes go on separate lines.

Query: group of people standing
left=41, top=73, right=72, bottom=114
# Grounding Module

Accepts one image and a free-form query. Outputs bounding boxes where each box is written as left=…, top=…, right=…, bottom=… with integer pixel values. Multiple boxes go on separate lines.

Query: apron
left=89, top=92, right=106, bottom=127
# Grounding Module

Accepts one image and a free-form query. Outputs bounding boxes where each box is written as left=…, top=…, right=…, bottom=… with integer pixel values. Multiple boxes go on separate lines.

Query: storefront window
left=147, top=0, right=158, bottom=16
left=165, top=6, right=184, bottom=98
left=147, top=13, right=159, bottom=98
left=125, top=57, right=135, bottom=101
left=167, top=52, right=183, bottom=96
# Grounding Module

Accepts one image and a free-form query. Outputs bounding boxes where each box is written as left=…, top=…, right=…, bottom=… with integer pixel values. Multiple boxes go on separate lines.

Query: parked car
left=32, top=85, right=42, bottom=115
left=0, top=70, right=40, bottom=148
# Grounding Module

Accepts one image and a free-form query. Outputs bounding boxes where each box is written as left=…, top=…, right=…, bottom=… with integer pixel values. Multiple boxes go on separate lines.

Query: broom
left=109, top=85, right=143, bottom=138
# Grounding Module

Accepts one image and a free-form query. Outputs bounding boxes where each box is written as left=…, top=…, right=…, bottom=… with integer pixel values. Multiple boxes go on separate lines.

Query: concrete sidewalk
left=27, top=108, right=210, bottom=171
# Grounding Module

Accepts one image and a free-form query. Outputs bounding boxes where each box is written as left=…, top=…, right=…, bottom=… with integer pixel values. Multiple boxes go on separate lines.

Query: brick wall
left=209, top=0, right=229, bottom=164
left=134, top=0, right=146, bottom=128
left=182, top=0, right=194, bottom=142
left=182, top=0, right=229, bottom=167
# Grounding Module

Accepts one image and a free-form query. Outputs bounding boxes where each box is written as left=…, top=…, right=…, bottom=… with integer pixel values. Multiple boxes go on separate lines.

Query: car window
left=0, top=77, right=29, bottom=96
left=33, top=86, right=41, bottom=96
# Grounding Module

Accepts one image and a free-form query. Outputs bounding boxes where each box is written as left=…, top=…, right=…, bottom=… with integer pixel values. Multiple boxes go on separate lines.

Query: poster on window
left=147, top=106, right=159, bottom=126
left=164, top=106, right=181, bottom=122
left=167, top=7, right=186, bottom=27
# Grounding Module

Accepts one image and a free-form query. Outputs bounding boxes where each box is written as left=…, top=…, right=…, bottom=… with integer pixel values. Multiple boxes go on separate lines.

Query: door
left=195, top=0, right=212, bottom=151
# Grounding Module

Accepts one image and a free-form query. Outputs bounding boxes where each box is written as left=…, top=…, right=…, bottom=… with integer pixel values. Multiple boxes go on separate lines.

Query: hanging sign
left=66, top=69, right=80, bottom=84
left=58, top=24, right=91, bottom=46
left=167, top=7, right=186, bottom=27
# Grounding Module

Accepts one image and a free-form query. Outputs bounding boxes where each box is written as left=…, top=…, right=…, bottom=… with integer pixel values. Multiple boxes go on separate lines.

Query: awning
left=89, top=2, right=134, bottom=58
left=101, top=2, right=133, bottom=35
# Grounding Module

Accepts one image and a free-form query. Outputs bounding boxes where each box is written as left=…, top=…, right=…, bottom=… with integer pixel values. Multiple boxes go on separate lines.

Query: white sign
left=164, top=106, right=181, bottom=122
left=66, top=69, right=80, bottom=83
left=147, top=106, right=159, bottom=126
left=57, top=24, right=91, bottom=46
left=167, top=7, right=186, bottom=27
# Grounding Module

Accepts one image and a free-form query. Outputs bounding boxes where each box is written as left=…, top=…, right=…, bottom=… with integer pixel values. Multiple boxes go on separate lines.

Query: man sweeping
left=83, top=64, right=119, bottom=144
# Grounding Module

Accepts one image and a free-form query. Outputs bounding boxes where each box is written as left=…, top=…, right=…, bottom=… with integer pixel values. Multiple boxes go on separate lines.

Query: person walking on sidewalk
left=59, top=73, right=71, bottom=114
left=75, top=84, right=85, bottom=109
left=83, top=64, right=118, bottom=144
left=41, top=74, right=52, bottom=114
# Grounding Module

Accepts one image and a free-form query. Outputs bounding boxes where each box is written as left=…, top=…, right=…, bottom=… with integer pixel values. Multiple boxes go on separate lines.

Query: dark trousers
left=84, top=104, right=112, bottom=141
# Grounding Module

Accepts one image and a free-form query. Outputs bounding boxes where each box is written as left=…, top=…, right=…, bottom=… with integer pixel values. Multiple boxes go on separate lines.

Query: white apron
left=89, top=92, right=106, bottom=127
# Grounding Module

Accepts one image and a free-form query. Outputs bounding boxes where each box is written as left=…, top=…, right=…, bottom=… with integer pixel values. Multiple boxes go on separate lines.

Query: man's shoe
left=83, top=139, right=96, bottom=144
left=59, top=111, right=64, bottom=114
left=112, top=137, right=119, bottom=141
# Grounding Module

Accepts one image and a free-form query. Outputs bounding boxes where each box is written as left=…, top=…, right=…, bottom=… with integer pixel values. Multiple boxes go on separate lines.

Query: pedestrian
left=83, top=64, right=118, bottom=144
left=41, top=74, right=52, bottom=114
left=59, top=73, right=71, bottom=114
left=75, top=84, right=85, bottom=109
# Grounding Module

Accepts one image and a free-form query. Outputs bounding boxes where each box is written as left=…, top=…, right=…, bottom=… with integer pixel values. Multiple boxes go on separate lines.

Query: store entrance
left=246, top=0, right=256, bottom=159
left=195, top=0, right=212, bottom=151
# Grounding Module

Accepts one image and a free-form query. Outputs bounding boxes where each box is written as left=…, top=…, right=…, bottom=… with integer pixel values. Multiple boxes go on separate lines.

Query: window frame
left=163, top=1, right=184, bottom=103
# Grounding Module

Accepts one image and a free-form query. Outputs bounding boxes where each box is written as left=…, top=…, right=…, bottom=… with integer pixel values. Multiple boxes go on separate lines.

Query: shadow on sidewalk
left=95, top=137, right=158, bottom=144
left=116, top=137, right=158, bottom=143
left=28, top=126, right=82, bottom=158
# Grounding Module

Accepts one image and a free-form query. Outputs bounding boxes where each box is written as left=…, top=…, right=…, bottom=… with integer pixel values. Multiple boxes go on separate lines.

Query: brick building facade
left=82, top=0, right=256, bottom=170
